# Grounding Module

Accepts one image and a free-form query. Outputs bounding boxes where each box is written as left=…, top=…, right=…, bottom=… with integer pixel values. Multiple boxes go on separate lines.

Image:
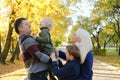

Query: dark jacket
left=52, top=59, right=80, bottom=80
left=59, top=50, right=93, bottom=80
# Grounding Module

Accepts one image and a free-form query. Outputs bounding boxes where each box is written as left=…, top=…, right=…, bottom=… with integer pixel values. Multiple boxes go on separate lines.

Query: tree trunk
left=10, top=42, right=20, bottom=63
left=0, top=20, right=14, bottom=64
left=97, top=37, right=101, bottom=49
left=0, top=9, right=15, bottom=64
left=0, top=31, right=1, bottom=55
left=16, top=49, right=20, bottom=60
left=118, top=46, right=120, bottom=56
left=103, top=43, right=106, bottom=49
left=97, top=32, right=101, bottom=49
left=10, top=37, right=15, bottom=54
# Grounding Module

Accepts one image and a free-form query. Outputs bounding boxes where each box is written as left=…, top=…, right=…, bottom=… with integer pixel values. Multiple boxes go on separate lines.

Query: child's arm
left=51, top=53, right=79, bottom=78
left=36, top=29, right=50, bottom=43
left=58, top=59, right=64, bottom=68
left=52, top=61, right=76, bottom=78
left=58, top=50, right=66, bottom=60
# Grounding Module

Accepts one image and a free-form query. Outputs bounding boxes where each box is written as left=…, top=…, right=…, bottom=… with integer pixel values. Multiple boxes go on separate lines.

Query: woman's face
left=71, top=33, right=81, bottom=43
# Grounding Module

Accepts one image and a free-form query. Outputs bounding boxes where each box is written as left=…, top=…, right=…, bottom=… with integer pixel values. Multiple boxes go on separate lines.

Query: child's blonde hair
left=40, top=17, right=54, bottom=30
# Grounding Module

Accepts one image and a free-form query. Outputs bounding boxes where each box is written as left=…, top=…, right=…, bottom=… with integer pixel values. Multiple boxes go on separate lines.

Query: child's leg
left=48, top=62, right=57, bottom=80
left=48, top=52, right=57, bottom=80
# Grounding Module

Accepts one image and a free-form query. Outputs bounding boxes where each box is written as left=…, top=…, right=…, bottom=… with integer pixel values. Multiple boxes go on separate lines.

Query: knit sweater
left=19, top=34, right=50, bottom=73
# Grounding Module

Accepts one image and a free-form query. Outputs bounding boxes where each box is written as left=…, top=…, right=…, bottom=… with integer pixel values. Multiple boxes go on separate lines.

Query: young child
left=33, top=18, right=56, bottom=80
left=51, top=44, right=81, bottom=80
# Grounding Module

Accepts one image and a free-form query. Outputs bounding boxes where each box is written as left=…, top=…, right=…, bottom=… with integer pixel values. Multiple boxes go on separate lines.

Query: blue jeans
left=28, top=70, right=48, bottom=80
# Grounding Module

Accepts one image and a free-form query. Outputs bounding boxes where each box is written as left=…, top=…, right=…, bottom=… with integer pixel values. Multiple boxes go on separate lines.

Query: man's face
left=19, top=20, right=31, bottom=34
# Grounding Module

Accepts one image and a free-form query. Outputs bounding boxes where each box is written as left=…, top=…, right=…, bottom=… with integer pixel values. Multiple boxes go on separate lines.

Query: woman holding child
left=51, top=28, right=93, bottom=80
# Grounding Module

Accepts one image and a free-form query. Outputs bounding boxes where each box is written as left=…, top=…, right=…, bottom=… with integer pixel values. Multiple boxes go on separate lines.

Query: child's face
left=40, top=20, right=47, bottom=28
left=66, top=49, right=74, bottom=61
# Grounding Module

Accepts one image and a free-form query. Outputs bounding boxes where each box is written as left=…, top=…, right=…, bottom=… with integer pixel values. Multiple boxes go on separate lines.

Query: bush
left=98, top=49, right=106, bottom=56
left=93, top=47, right=106, bottom=56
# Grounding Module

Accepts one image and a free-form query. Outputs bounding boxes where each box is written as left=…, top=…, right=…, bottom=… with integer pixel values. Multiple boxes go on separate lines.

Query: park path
left=0, top=59, right=120, bottom=80
left=93, top=59, right=120, bottom=80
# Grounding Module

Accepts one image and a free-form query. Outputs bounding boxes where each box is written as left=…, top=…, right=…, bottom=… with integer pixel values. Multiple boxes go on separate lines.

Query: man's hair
left=66, top=44, right=80, bottom=59
left=14, top=18, right=26, bottom=34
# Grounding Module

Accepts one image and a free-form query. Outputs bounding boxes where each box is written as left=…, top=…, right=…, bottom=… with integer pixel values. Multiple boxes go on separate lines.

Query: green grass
left=95, top=48, right=120, bottom=68
left=95, top=55, right=120, bottom=68
left=106, top=48, right=118, bottom=55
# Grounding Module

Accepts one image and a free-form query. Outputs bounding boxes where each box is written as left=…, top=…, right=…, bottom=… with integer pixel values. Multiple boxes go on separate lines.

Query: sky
left=65, top=0, right=95, bottom=39
left=68, top=0, right=95, bottom=25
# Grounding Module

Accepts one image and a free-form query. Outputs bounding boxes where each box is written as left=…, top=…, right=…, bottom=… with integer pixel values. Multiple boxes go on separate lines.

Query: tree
left=112, top=34, right=119, bottom=52
left=108, top=8, right=120, bottom=55
left=0, top=10, right=15, bottom=64
left=0, top=0, right=71, bottom=63
left=0, top=31, right=1, bottom=55
left=100, top=25, right=115, bottom=49
left=91, top=0, right=120, bottom=55
left=10, top=42, right=20, bottom=63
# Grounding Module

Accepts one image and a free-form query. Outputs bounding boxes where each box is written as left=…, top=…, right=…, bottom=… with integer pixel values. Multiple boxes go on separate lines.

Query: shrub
left=93, top=47, right=106, bottom=56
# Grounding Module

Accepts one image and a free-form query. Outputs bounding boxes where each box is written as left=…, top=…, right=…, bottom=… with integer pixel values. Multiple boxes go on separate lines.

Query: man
left=14, top=18, right=51, bottom=80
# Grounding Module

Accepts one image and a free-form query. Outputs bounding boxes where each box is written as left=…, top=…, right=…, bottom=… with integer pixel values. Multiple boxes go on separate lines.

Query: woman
left=73, top=28, right=93, bottom=80
left=59, top=28, right=93, bottom=80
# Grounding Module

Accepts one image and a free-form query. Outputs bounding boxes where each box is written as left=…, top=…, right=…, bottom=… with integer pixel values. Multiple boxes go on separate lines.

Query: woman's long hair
left=74, top=28, right=93, bottom=64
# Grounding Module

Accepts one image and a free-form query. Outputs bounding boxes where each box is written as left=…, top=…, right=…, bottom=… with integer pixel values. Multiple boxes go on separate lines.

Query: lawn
left=95, top=47, right=120, bottom=68
left=95, top=55, right=120, bottom=68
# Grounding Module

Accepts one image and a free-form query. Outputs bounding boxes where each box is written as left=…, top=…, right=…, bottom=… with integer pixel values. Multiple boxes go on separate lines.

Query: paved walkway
left=93, top=59, right=120, bottom=80
left=0, top=59, right=120, bottom=80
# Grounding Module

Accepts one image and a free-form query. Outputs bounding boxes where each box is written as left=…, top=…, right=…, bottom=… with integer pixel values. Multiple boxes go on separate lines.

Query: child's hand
left=50, top=53, right=57, bottom=61
left=32, top=33, right=37, bottom=39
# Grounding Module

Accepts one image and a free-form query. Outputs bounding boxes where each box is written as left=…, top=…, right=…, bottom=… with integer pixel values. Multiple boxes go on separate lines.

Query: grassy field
left=95, top=55, right=120, bottom=68
left=105, top=47, right=118, bottom=55
left=95, top=47, right=120, bottom=68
